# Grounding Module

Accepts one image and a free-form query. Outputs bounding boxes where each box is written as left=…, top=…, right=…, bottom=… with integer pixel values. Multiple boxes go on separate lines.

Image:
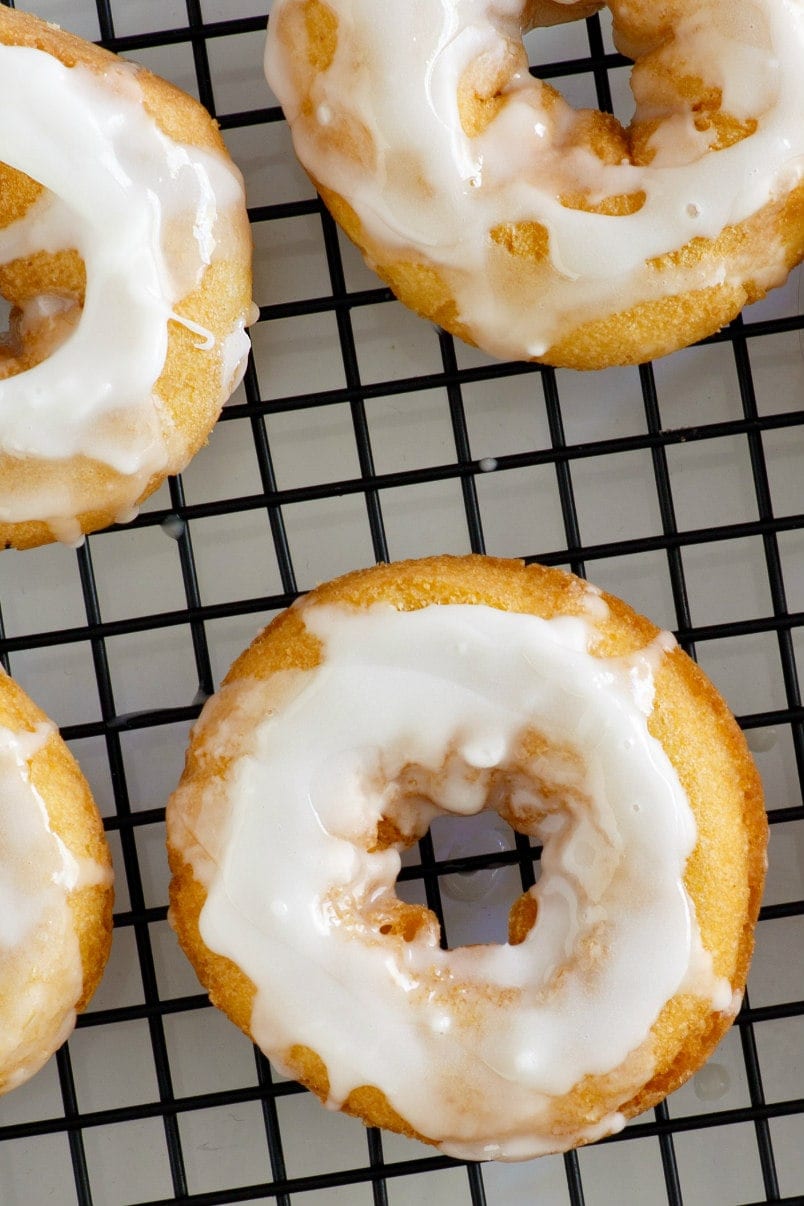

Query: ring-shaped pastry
left=265, top=0, right=804, bottom=368
left=167, top=556, right=766, bottom=1160
left=0, top=669, right=113, bottom=1094
left=0, top=8, right=253, bottom=548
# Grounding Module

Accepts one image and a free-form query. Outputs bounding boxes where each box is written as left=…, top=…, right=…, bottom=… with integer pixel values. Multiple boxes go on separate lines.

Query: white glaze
left=170, top=602, right=733, bottom=1160
left=0, top=43, right=251, bottom=535
left=0, top=719, right=110, bottom=1089
left=265, top=0, right=804, bottom=359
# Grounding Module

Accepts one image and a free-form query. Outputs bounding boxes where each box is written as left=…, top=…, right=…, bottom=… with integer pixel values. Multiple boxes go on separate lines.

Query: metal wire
left=0, top=2, right=802, bottom=1204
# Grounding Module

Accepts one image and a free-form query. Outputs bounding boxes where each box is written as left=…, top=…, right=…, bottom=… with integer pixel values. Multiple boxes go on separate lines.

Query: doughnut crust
left=0, top=7, right=253, bottom=549
left=0, top=669, right=113, bottom=1094
left=265, top=0, right=804, bottom=369
left=167, top=555, right=767, bottom=1157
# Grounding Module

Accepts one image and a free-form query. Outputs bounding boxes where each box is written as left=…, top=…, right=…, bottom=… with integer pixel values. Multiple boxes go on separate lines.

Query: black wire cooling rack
left=1, top=2, right=803, bottom=1204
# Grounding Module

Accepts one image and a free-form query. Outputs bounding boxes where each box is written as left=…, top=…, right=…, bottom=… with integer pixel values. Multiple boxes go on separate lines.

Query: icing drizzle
left=265, top=0, right=804, bottom=359
left=171, top=601, right=733, bottom=1160
left=0, top=44, right=251, bottom=534
left=0, top=720, right=110, bottom=1090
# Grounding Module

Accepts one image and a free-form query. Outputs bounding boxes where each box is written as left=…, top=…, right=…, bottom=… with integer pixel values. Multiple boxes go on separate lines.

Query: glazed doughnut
left=0, top=8, right=253, bottom=549
left=0, top=668, right=113, bottom=1094
left=265, top=1, right=804, bottom=369
left=167, top=555, right=767, bottom=1160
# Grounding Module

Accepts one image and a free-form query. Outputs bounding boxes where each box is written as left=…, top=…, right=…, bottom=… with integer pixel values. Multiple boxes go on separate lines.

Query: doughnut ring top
left=0, top=669, right=113, bottom=1094
left=265, top=0, right=804, bottom=369
left=167, top=556, right=767, bottom=1160
left=0, top=8, right=253, bottom=548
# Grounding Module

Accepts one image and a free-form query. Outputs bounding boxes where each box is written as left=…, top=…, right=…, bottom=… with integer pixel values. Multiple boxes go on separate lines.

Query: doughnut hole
left=0, top=250, right=85, bottom=377
left=330, top=731, right=593, bottom=954
left=466, top=76, right=649, bottom=219
left=282, top=726, right=680, bottom=1142
left=0, top=164, right=84, bottom=377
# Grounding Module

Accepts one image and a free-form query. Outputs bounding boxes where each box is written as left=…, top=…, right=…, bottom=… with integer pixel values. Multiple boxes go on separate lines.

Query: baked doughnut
left=167, top=555, right=766, bottom=1160
left=0, top=7, right=253, bottom=549
left=0, top=668, right=113, bottom=1094
left=265, top=1, right=804, bottom=369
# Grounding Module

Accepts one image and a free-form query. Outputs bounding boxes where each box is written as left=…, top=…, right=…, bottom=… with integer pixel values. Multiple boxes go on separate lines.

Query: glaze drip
left=0, top=720, right=110, bottom=1090
left=0, top=44, right=251, bottom=531
left=172, top=602, right=733, bottom=1160
left=265, top=0, right=804, bottom=359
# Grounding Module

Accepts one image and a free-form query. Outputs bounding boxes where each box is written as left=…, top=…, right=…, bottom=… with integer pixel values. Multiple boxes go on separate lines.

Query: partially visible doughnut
left=0, top=7, right=253, bottom=549
left=0, top=669, right=113, bottom=1094
left=265, top=1, right=804, bottom=369
left=166, top=555, right=767, bottom=1160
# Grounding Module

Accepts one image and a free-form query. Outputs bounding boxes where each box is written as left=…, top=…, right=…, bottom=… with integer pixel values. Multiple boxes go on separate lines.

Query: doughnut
left=0, top=7, right=253, bottom=549
left=166, top=555, right=767, bottom=1160
left=264, top=1, right=804, bottom=370
left=0, top=668, right=113, bottom=1094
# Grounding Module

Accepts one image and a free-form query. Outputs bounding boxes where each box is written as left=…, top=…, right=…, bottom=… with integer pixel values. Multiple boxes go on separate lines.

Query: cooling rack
left=1, top=1, right=803, bottom=1203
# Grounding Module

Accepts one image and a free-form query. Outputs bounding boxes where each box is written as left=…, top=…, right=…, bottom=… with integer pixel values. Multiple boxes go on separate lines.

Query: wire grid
left=0, top=1, right=803, bottom=1203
